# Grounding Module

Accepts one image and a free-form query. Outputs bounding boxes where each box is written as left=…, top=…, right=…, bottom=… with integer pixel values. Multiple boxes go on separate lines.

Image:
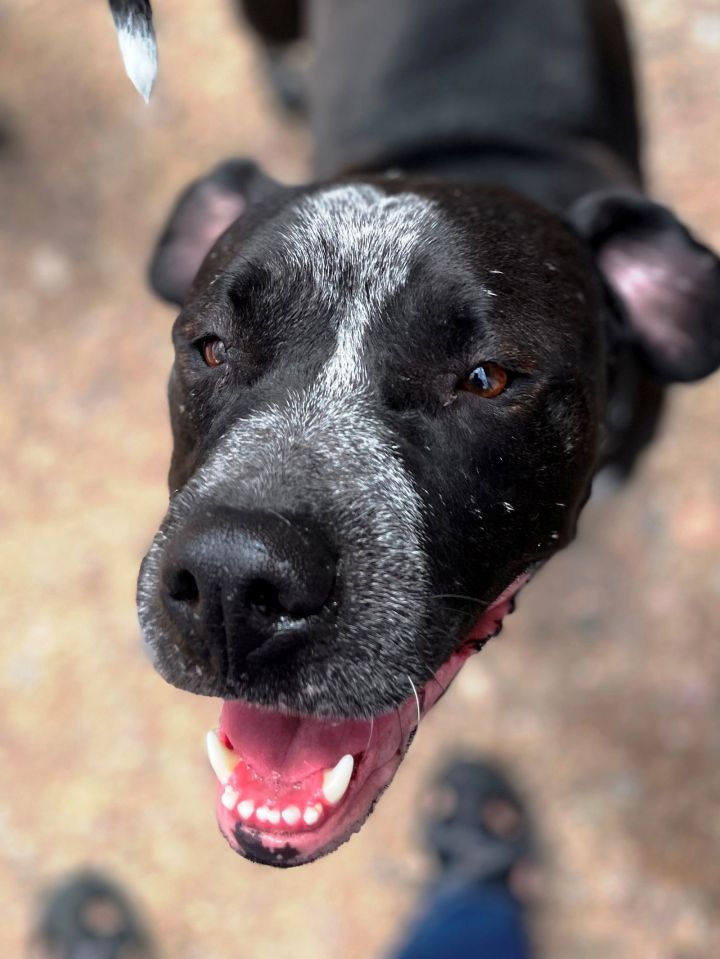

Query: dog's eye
left=199, top=336, right=227, bottom=368
left=460, top=362, right=510, bottom=398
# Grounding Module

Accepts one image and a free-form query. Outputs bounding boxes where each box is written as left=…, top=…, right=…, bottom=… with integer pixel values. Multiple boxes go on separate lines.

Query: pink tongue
left=220, top=701, right=372, bottom=783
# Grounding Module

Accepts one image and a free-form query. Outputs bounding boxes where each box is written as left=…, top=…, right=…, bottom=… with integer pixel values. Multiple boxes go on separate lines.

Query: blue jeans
left=390, top=882, right=533, bottom=959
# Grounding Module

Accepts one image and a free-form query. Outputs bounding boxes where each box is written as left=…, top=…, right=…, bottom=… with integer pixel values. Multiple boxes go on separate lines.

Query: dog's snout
left=160, top=507, right=337, bottom=663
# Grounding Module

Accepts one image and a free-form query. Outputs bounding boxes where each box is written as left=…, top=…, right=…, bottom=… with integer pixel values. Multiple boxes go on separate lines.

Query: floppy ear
left=569, top=191, right=720, bottom=382
left=149, top=159, right=282, bottom=306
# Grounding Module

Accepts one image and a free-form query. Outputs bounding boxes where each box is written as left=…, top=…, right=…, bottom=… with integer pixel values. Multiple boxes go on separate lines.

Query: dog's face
left=138, top=163, right=720, bottom=866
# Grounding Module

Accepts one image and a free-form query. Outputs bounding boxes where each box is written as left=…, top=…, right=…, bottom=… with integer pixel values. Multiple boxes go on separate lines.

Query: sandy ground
left=1, top=1, right=719, bottom=956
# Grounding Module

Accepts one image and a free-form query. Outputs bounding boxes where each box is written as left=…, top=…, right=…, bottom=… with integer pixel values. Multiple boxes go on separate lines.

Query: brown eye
left=200, top=336, right=227, bottom=368
left=460, top=362, right=509, bottom=398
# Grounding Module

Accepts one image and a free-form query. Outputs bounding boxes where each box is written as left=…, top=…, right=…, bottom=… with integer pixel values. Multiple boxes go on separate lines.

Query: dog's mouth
left=204, top=573, right=531, bottom=867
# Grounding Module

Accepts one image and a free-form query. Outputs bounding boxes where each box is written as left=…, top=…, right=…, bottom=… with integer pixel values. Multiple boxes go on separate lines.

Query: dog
left=110, top=0, right=720, bottom=867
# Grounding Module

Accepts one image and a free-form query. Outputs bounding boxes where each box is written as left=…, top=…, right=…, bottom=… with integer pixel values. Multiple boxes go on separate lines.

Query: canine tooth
left=304, top=806, right=320, bottom=826
left=322, top=754, right=354, bottom=805
left=256, top=806, right=270, bottom=823
left=221, top=786, right=239, bottom=810
left=282, top=806, right=301, bottom=827
left=206, top=730, right=238, bottom=785
left=267, top=809, right=281, bottom=825
left=237, top=800, right=255, bottom=820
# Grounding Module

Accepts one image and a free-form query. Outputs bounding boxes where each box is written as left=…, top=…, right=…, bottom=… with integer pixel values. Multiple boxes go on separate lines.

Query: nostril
left=165, top=568, right=200, bottom=604
left=245, top=579, right=282, bottom=617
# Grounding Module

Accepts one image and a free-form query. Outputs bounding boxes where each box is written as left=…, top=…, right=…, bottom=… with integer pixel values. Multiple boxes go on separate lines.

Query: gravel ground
left=1, top=1, right=719, bottom=957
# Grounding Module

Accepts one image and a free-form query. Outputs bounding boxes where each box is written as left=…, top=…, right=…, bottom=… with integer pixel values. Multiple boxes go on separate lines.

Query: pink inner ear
left=170, top=187, right=247, bottom=291
left=599, top=235, right=712, bottom=366
left=193, top=188, right=248, bottom=253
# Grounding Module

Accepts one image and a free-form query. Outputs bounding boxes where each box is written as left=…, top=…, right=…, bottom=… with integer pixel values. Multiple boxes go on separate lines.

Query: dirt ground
left=1, top=1, right=719, bottom=957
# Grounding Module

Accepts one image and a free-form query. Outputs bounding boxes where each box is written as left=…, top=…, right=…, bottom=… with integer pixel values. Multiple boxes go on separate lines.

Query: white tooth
left=304, top=806, right=320, bottom=826
left=282, top=806, right=301, bottom=827
left=267, top=809, right=280, bottom=825
left=237, top=800, right=255, bottom=820
left=221, top=786, right=239, bottom=810
left=322, top=754, right=354, bottom=805
left=206, top=730, right=239, bottom=785
left=256, top=806, right=270, bottom=823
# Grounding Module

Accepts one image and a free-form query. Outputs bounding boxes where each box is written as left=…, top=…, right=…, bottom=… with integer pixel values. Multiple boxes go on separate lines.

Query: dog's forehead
left=272, top=182, right=599, bottom=357
left=254, top=181, right=595, bottom=317
left=192, top=179, right=602, bottom=375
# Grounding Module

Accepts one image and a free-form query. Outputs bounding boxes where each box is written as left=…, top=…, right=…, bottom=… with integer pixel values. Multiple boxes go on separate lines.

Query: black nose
left=160, top=507, right=336, bottom=664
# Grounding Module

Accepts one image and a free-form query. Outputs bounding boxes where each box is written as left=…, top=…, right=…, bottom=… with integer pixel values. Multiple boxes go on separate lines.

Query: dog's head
left=137, top=161, right=720, bottom=866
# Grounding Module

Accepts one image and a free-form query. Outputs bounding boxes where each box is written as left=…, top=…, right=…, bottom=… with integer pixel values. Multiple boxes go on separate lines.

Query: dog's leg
left=600, top=366, right=666, bottom=483
left=235, top=0, right=303, bottom=46
left=306, top=0, right=640, bottom=209
left=235, top=0, right=307, bottom=112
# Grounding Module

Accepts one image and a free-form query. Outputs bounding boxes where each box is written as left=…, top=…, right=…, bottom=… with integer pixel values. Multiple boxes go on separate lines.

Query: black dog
left=118, top=0, right=720, bottom=867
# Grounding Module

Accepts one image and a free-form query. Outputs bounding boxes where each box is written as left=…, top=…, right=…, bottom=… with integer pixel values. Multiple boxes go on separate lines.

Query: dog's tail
left=107, top=0, right=157, bottom=103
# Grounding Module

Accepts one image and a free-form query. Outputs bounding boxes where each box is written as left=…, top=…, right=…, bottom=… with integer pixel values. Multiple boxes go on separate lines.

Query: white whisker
left=364, top=715, right=375, bottom=752
left=408, top=676, right=421, bottom=729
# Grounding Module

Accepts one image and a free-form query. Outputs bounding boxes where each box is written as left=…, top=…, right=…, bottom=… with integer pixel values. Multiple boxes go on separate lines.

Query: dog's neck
left=307, top=0, right=641, bottom=212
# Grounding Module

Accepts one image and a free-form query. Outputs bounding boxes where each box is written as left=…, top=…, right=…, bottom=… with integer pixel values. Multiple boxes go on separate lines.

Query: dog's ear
left=149, top=159, right=282, bottom=306
left=569, top=191, right=720, bottom=382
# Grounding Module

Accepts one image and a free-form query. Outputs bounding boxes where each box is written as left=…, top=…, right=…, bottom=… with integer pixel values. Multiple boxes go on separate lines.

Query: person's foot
left=422, top=757, right=542, bottom=902
left=29, top=870, right=155, bottom=959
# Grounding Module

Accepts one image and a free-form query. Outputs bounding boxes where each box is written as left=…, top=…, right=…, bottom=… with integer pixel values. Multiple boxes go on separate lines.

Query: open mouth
left=205, top=573, right=531, bottom=866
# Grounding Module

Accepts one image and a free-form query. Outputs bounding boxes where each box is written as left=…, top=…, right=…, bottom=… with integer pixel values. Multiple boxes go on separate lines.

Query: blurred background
left=1, top=1, right=719, bottom=956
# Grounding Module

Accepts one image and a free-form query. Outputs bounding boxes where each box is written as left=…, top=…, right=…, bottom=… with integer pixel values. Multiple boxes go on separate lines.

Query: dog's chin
left=205, top=573, right=532, bottom=867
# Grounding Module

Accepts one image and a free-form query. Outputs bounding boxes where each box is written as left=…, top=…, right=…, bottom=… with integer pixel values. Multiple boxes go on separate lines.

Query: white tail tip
left=112, top=5, right=158, bottom=102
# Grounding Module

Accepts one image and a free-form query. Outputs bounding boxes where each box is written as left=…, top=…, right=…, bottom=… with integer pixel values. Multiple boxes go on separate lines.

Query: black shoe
left=29, top=869, right=155, bottom=959
left=422, top=757, right=540, bottom=898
